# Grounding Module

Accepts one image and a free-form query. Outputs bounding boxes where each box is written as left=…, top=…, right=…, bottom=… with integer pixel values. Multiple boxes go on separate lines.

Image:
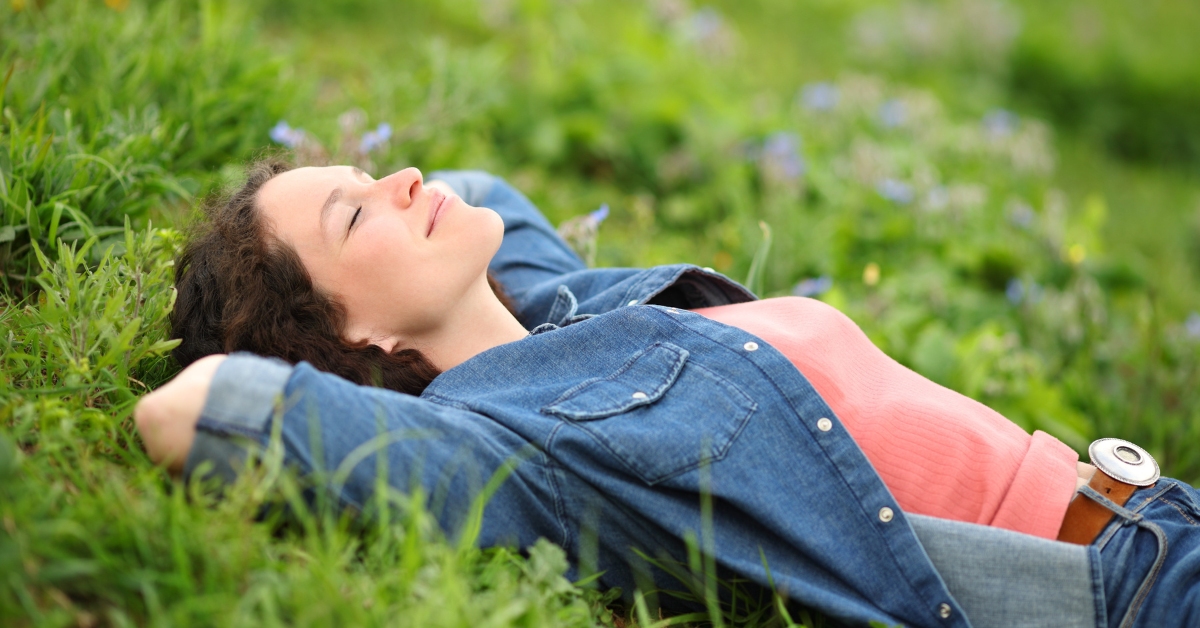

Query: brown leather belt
left=1056, top=439, right=1159, bottom=545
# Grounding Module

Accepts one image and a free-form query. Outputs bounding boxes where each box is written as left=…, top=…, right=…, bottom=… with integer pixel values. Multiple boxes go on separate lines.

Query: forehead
left=259, top=165, right=355, bottom=216
left=258, top=166, right=359, bottom=250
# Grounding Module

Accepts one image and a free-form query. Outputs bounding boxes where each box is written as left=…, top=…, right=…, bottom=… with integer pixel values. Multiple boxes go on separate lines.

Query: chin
left=480, top=207, right=505, bottom=254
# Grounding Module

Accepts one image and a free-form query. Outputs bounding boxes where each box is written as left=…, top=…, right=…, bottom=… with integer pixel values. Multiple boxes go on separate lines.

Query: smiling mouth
left=426, top=189, right=448, bottom=237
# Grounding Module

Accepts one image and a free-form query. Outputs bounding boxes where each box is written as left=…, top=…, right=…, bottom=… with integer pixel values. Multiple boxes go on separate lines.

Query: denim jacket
left=185, top=172, right=1103, bottom=628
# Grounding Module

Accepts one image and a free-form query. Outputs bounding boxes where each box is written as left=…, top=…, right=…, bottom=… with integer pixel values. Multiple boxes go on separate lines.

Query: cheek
left=341, top=233, right=420, bottom=299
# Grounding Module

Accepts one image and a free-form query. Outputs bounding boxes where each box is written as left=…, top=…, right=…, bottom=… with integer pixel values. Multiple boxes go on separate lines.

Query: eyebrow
left=318, top=187, right=342, bottom=236
left=318, top=168, right=368, bottom=237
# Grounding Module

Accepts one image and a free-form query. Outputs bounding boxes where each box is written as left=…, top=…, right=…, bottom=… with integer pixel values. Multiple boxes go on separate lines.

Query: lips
left=425, top=188, right=448, bottom=237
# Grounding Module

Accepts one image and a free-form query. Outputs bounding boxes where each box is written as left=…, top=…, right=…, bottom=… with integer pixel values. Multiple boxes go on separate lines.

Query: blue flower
left=983, top=108, right=1018, bottom=138
left=877, top=99, right=906, bottom=128
left=269, top=120, right=306, bottom=148
left=1005, top=278, right=1024, bottom=304
left=588, top=203, right=610, bottom=225
left=799, top=82, right=839, bottom=111
left=1186, top=312, right=1200, bottom=339
left=876, top=178, right=913, bottom=205
left=687, top=7, right=724, bottom=41
left=359, top=122, right=393, bottom=153
left=1007, top=278, right=1042, bottom=305
left=792, top=275, right=833, bottom=297
left=1007, top=201, right=1035, bottom=228
left=760, top=132, right=806, bottom=181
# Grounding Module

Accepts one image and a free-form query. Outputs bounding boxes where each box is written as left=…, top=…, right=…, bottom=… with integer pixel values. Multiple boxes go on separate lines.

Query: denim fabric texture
left=908, top=514, right=1097, bottom=628
left=184, top=356, right=292, bottom=485
left=181, top=171, right=1200, bottom=627
left=191, top=308, right=970, bottom=628
left=1090, top=479, right=1200, bottom=627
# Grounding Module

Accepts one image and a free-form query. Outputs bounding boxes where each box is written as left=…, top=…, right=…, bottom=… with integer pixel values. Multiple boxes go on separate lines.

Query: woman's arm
left=134, top=354, right=227, bottom=474
left=134, top=351, right=560, bottom=554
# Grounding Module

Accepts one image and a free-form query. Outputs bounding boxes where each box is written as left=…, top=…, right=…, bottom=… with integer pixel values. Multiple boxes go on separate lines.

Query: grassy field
left=3, top=0, right=1199, bottom=625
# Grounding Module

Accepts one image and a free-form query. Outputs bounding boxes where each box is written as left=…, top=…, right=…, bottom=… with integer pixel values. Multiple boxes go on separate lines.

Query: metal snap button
left=938, top=603, right=952, bottom=619
left=631, top=392, right=648, bottom=400
left=817, top=418, right=832, bottom=432
left=743, top=341, right=759, bottom=351
left=627, top=300, right=638, bottom=306
left=878, top=507, right=894, bottom=523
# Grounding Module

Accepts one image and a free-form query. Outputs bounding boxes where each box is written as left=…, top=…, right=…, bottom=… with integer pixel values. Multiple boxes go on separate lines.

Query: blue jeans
left=1091, top=479, right=1200, bottom=627
left=915, top=477, right=1200, bottom=628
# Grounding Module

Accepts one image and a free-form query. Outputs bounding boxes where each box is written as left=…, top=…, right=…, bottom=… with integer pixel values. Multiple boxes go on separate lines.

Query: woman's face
left=257, top=166, right=504, bottom=349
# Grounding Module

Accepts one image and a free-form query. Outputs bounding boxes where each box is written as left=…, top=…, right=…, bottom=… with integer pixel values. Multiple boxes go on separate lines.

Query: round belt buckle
left=1089, top=438, right=1160, bottom=486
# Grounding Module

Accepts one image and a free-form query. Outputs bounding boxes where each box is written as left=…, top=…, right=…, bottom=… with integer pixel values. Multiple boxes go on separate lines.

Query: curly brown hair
left=170, top=158, right=514, bottom=395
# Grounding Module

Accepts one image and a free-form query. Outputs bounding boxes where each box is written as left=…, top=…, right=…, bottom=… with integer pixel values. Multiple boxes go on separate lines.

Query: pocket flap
left=543, top=343, right=689, bottom=420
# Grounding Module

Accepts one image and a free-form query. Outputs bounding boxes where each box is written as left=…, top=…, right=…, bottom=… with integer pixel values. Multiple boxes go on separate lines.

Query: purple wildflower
left=799, top=82, right=839, bottom=112
left=589, top=204, right=610, bottom=225
left=1187, top=312, right=1200, bottom=339
left=792, top=275, right=833, bottom=298
left=359, top=123, right=393, bottom=153
left=1007, top=278, right=1042, bottom=305
left=877, top=99, right=906, bottom=128
left=269, top=121, right=306, bottom=148
left=876, top=178, right=914, bottom=205
left=1006, top=278, right=1024, bottom=304
left=760, top=132, right=806, bottom=181
left=687, top=7, right=724, bottom=41
left=1007, top=201, right=1035, bottom=228
left=983, top=108, right=1019, bottom=138
left=679, top=6, right=733, bottom=57
left=557, top=204, right=608, bottom=267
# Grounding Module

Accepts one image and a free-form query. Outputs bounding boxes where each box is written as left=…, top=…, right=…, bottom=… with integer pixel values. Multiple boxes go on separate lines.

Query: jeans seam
left=195, top=416, right=267, bottom=441
left=1157, top=496, right=1199, bottom=526
left=1127, top=483, right=1175, bottom=514
left=1088, top=545, right=1109, bottom=628
left=1117, top=520, right=1168, bottom=628
left=543, top=422, right=572, bottom=551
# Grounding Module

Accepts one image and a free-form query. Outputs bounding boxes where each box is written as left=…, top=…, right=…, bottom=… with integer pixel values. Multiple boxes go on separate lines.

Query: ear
left=369, top=337, right=400, bottom=353
left=344, top=321, right=401, bottom=354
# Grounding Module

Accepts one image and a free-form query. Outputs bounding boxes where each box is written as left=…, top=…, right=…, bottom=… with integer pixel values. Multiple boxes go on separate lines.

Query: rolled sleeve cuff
left=182, top=353, right=295, bottom=484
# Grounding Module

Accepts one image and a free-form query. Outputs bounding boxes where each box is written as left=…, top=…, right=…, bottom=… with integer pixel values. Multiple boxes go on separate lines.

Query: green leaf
left=744, top=221, right=773, bottom=296
left=0, top=432, right=19, bottom=480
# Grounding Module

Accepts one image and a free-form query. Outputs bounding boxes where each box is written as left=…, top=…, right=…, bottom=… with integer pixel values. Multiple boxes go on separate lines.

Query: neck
left=408, top=276, right=528, bottom=372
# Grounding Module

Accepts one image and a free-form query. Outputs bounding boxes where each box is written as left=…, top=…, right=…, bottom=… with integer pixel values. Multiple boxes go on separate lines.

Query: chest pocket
left=542, top=342, right=757, bottom=485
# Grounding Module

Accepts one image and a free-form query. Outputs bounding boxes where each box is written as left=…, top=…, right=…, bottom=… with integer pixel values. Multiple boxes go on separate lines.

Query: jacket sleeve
left=429, top=170, right=587, bottom=298
left=183, top=353, right=561, bottom=547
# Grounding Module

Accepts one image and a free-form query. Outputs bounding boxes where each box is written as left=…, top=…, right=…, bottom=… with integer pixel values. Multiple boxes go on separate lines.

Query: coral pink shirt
left=694, top=297, right=1078, bottom=539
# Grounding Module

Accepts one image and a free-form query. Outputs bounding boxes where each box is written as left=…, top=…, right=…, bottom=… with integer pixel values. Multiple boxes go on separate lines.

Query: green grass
left=3, top=0, right=1200, bottom=625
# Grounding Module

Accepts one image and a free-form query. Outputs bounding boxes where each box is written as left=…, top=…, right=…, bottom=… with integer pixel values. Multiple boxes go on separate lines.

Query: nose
left=378, top=167, right=423, bottom=209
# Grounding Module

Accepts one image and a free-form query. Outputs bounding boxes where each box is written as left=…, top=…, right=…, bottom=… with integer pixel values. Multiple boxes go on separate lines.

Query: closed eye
left=348, top=207, right=362, bottom=232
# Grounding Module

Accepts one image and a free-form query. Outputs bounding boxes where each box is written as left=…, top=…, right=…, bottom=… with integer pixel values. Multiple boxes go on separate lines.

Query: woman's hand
left=134, top=354, right=228, bottom=474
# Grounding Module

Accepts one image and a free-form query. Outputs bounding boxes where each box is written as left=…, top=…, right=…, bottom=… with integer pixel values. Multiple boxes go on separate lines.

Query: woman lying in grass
left=135, top=160, right=1200, bottom=628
